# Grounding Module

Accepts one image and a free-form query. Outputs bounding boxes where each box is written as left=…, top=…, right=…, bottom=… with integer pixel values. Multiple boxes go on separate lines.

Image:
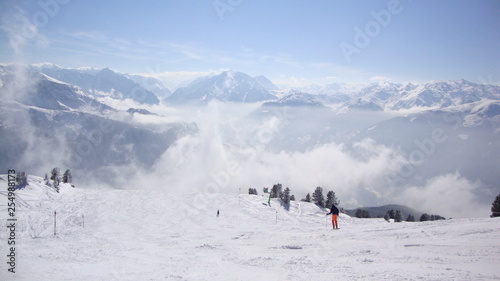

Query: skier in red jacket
left=326, top=204, right=340, bottom=229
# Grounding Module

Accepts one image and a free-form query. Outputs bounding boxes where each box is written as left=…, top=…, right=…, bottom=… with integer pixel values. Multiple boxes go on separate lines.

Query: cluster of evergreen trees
left=353, top=208, right=445, bottom=222
left=248, top=185, right=339, bottom=210
left=15, top=171, right=28, bottom=189
left=418, top=213, right=445, bottom=222
left=354, top=209, right=372, bottom=219
left=384, top=209, right=405, bottom=222
left=44, top=167, right=73, bottom=192
left=269, top=184, right=295, bottom=206
left=248, top=188, right=258, bottom=195
left=248, top=184, right=297, bottom=206
left=303, top=186, right=340, bottom=209
left=248, top=188, right=500, bottom=219
left=12, top=169, right=73, bottom=192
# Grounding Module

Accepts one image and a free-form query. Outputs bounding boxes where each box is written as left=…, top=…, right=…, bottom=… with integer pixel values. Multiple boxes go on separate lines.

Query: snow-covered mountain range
left=6, top=64, right=499, bottom=113
left=0, top=64, right=499, bottom=211
left=0, top=65, right=196, bottom=182
left=23, top=63, right=162, bottom=105
left=276, top=80, right=500, bottom=112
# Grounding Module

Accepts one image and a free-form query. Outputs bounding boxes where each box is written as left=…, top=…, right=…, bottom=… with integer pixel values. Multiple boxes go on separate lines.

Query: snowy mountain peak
left=31, top=62, right=63, bottom=69
left=222, top=69, right=236, bottom=77
left=166, top=70, right=277, bottom=104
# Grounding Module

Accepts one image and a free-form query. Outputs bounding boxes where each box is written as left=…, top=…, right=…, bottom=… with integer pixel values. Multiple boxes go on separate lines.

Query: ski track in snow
left=1, top=176, right=500, bottom=281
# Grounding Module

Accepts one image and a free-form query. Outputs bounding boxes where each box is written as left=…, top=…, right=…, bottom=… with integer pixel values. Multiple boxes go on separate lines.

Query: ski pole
left=338, top=214, right=345, bottom=223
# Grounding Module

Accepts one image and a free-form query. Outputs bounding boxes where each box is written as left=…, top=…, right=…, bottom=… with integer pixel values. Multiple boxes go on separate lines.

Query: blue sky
left=1, top=0, right=499, bottom=88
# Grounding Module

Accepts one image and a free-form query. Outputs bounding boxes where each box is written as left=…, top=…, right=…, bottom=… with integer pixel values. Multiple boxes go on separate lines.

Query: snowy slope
left=254, top=75, right=279, bottom=91
left=125, top=73, right=172, bottom=99
left=1, top=175, right=499, bottom=280
left=262, top=92, right=325, bottom=107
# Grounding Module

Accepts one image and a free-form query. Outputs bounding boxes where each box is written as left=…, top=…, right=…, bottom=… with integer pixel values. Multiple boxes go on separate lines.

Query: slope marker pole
left=54, top=210, right=57, bottom=236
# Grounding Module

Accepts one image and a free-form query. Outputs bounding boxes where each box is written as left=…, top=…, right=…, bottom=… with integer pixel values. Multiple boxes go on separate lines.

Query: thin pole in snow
left=82, top=214, right=85, bottom=228
left=54, top=210, right=57, bottom=236
left=275, top=210, right=278, bottom=225
left=325, top=213, right=328, bottom=230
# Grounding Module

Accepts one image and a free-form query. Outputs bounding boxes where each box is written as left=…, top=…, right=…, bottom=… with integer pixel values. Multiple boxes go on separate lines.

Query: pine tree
left=312, top=186, right=325, bottom=208
left=406, top=214, right=415, bottom=222
left=50, top=167, right=60, bottom=192
left=290, top=195, right=295, bottom=201
left=491, top=194, right=500, bottom=217
left=301, top=193, right=311, bottom=202
left=63, top=169, right=72, bottom=184
left=44, top=173, right=50, bottom=185
left=282, top=187, right=291, bottom=206
left=271, top=183, right=282, bottom=198
left=325, top=191, right=340, bottom=209
left=387, top=209, right=395, bottom=219
left=395, top=210, right=403, bottom=222
left=15, top=172, right=28, bottom=188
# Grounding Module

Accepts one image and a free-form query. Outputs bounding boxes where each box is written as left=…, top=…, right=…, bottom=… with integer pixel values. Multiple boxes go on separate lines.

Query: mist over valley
left=1, top=64, right=498, bottom=218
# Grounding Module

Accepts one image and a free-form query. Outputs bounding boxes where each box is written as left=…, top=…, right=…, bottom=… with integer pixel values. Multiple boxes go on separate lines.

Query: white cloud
left=395, top=173, right=489, bottom=218
left=369, top=76, right=392, bottom=82
left=0, top=6, right=48, bottom=56
left=137, top=103, right=407, bottom=207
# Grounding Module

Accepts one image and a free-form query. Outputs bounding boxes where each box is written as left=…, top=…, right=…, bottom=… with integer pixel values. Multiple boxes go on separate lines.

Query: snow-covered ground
left=1, top=175, right=499, bottom=280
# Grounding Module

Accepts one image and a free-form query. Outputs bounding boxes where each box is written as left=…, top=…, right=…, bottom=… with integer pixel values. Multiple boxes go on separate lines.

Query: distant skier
left=326, top=204, right=340, bottom=229
left=217, top=210, right=220, bottom=217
